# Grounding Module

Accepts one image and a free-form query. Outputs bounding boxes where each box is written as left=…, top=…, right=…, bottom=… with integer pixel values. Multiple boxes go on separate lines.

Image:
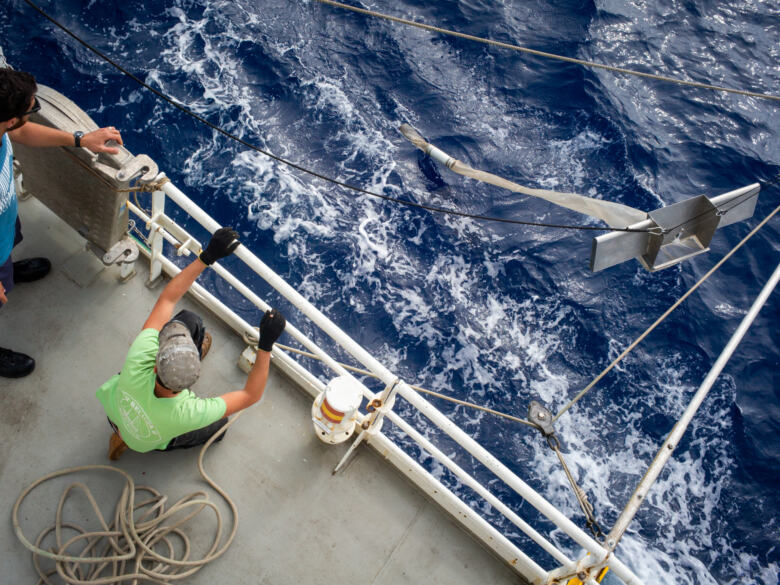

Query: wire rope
left=20, top=0, right=638, bottom=234
left=233, top=182, right=780, bottom=433
left=19, top=0, right=779, bottom=428
left=553, top=203, right=780, bottom=422
left=273, top=343, right=538, bottom=428
left=313, top=0, right=780, bottom=102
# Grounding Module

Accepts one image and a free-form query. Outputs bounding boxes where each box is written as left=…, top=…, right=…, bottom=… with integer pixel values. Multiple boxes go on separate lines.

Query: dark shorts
left=0, top=253, right=13, bottom=300
left=0, top=216, right=23, bottom=303
left=107, top=416, right=228, bottom=451
left=163, top=418, right=228, bottom=451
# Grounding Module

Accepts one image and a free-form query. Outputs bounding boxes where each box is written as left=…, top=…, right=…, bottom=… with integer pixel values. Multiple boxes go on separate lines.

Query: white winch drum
left=311, top=376, right=364, bottom=444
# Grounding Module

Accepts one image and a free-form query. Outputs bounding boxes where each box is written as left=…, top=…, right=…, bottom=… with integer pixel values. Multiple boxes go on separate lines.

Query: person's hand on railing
left=258, top=309, right=286, bottom=352
left=199, top=227, right=240, bottom=266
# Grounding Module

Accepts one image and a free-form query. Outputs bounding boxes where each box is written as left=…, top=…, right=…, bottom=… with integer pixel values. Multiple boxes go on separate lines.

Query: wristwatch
left=73, top=131, right=84, bottom=147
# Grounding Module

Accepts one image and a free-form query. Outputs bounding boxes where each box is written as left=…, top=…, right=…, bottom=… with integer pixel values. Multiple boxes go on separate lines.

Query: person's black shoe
left=0, top=347, right=35, bottom=378
left=12, top=257, right=51, bottom=283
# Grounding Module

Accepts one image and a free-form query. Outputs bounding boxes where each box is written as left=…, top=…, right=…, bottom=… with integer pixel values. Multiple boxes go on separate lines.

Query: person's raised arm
left=220, top=309, right=286, bottom=417
left=143, top=227, right=240, bottom=331
left=9, top=123, right=123, bottom=154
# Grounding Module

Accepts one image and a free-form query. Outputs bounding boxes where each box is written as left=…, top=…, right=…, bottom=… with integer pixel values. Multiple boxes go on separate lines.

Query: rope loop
left=12, top=413, right=243, bottom=584
left=117, top=176, right=171, bottom=193
left=546, top=434, right=562, bottom=451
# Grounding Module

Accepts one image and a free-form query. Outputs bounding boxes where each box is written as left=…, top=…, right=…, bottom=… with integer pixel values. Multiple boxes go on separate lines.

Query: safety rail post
left=118, top=258, right=136, bottom=282
left=146, top=173, right=166, bottom=286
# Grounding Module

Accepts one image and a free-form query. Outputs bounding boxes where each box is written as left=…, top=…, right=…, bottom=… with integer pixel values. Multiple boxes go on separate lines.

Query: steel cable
left=20, top=0, right=628, bottom=234
left=313, top=0, right=780, bottom=102
left=554, top=203, right=780, bottom=422
left=270, top=342, right=539, bottom=428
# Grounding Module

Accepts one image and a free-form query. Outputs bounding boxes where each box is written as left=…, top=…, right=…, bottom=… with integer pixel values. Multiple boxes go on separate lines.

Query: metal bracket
left=590, top=184, right=760, bottom=272
left=332, top=379, right=401, bottom=475
left=640, top=195, right=720, bottom=270
left=86, top=236, right=140, bottom=284
left=87, top=236, right=139, bottom=267
left=528, top=400, right=555, bottom=437
left=116, top=154, right=159, bottom=183
left=530, top=398, right=605, bottom=541
left=103, top=236, right=139, bottom=265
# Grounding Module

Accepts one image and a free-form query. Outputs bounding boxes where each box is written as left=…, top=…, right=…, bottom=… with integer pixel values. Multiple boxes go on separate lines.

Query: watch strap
left=73, top=131, right=84, bottom=147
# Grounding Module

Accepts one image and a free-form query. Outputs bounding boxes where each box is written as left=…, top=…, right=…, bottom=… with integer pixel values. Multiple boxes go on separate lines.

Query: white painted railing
left=126, top=173, right=644, bottom=585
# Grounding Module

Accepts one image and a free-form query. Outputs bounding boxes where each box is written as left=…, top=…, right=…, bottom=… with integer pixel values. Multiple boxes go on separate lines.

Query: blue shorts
left=0, top=216, right=22, bottom=303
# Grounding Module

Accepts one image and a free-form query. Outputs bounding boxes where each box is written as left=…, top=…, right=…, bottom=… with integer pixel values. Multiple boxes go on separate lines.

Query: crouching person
left=96, top=227, right=286, bottom=460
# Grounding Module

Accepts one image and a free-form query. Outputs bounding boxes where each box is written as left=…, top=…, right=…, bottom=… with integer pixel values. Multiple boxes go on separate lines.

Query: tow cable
left=528, top=401, right=604, bottom=541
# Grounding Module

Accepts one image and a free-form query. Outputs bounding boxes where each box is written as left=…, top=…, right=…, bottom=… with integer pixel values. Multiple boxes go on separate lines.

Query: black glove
left=258, top=309, right=286, bottom=352
left=199, top=227, right=240, bottom=266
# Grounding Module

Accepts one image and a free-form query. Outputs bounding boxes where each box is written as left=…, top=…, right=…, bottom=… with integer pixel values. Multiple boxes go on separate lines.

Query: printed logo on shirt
left=118, top=391, right=162, bottom=444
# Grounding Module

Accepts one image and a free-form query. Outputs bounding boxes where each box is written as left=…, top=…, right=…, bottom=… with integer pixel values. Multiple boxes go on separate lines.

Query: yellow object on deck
left=567, top=566, right=609, bottom=584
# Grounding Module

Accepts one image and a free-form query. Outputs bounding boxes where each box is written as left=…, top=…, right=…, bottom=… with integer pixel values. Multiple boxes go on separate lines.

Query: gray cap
left=156, top=321, right=201, bottom=391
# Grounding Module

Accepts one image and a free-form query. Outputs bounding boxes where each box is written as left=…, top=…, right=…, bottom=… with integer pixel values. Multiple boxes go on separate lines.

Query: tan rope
left=117, top=177, right=171, bottom=193
left=554, top=204, right=780, bottom=422
left=279, top=202, right=778, bottom=428
left=274, top=343, right=537, bottom=427
left=313, top=0, right=779, bottom=102
left=12, top=412, right=243, bottom=584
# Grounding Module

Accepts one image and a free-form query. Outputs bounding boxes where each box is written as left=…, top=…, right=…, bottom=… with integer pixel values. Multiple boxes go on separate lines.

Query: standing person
left=0, top=67, right=123, bottom=378
left=97, top=227, right=286, bottom=460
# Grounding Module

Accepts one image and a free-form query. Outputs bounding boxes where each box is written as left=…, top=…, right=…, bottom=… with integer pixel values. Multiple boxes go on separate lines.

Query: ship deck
left=0, top=195, right=523, bottom=584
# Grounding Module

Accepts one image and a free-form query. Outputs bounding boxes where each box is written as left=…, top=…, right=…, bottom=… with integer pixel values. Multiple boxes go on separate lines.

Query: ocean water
left=2, top=0, right=778, bottom=583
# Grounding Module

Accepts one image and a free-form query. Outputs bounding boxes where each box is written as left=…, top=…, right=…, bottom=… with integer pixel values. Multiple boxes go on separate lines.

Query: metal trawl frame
left=590, top=184, right=760, bottom=272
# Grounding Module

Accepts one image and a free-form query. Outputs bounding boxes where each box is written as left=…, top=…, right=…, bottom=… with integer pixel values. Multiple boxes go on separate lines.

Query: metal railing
left=18, top=70, right=776, bottom=585
left=125, top=174, right=644, bottom=585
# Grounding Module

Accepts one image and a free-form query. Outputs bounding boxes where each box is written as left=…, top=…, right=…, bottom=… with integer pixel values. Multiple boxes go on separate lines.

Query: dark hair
left=0, top=68, right=37, bottom=122
left=155, top=374, right=181, bottom=394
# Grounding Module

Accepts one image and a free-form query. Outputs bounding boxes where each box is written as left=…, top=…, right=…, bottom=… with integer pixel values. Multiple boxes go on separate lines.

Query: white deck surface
left=0, top=195, right=524, bottom=584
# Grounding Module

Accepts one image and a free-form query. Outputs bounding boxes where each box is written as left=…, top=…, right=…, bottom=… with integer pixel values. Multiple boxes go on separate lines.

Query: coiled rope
left=12, top=413, right=242, bottom=585
left=313, top=0, right=780, bottom=102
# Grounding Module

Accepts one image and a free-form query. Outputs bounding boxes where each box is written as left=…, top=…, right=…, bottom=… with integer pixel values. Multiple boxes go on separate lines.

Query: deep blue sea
left=2, top=1, right=778, bottom=583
